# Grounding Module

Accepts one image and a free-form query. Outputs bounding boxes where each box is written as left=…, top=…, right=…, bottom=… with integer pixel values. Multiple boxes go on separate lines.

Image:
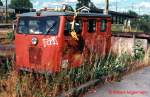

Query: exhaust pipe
left=103, top=0, right=109, bottom=15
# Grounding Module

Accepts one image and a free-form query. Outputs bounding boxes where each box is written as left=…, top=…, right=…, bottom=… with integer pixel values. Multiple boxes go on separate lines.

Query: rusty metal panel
left=29, top=47, right=42, bottom=65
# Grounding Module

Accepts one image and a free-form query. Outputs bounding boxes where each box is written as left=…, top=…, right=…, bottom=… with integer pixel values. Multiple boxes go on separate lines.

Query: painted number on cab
left=43, top=37, right=58, bottom=47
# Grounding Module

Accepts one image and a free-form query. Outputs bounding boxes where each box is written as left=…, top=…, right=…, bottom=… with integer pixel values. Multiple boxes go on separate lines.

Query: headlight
left=32, top=37, right=38, bottom=45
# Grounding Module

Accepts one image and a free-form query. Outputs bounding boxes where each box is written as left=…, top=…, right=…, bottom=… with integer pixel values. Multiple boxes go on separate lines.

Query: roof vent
left=77, top=6, right=90, bottom=13
left=36, top=11, right=41, bottom=16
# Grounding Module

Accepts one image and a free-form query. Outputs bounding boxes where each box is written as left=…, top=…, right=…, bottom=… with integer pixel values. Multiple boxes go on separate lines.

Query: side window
left=100, top=19, right=107, bottom=32
left=88, top=19, right=96, bottom=33
left=75, top=19, right=82, bottom=34
left=64, top=18, right=82, bottom=36
left=64, top=19, right=71, bottom=36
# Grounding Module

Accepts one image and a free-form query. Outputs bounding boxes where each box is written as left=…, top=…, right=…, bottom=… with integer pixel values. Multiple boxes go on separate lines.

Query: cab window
left=64, top=19, right=82, bottom=36
left=75, top=19, right=82, bottom=34
left=64, top=19, right=71, bottom=36
left=87, top=19, right=96, bottom=33
left=18, top=16, right=59, bottom=35
left=100, top=19, right=107, bottom=32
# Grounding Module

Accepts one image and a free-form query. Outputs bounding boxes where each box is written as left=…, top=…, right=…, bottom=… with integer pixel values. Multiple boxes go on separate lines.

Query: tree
left=76, top=0, right=100, bottom=13
left=127, top=10, right=139, bottom=29
left=128, top=10, right=138, bottom=17
left=139, top=15, right=150, bottom=33
left=76, top=0, right=91, bottom=9
left=127, top=10, right=150, bottom=32
left=89, top=2, right=100, bottom=13
left=9, top=0, right=33, bottom=9
left=0, top=0, right=3, bottom=6
left=128, top=13, right=150, bottom=33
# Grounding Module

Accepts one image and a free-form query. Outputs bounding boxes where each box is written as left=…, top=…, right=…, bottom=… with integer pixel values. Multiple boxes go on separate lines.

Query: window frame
left=100, top=19, right=107, bottom=32
left=74, top=19, right=83, bottom=34
left=87, top=18, right=97, bottom=33
left=16, top=16, right=60, bottom=35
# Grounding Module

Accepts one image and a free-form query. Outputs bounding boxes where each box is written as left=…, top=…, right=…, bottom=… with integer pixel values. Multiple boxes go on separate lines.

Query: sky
left=31, top=0, right=150, bottom=15
left=2, top=0, right=150, bottom=15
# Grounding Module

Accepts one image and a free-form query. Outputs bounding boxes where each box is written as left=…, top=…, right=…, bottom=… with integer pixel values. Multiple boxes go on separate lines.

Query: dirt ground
left=85, top=66, right=150, bottom=97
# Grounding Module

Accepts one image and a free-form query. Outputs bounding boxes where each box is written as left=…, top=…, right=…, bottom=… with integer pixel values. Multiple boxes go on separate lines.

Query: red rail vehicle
left=15, top=9, right=111, bottom=73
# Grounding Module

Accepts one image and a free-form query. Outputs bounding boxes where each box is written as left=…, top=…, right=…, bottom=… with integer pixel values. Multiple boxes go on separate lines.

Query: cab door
left=62, top=17, right=84, bottom=68
left=82, top=18, right=98, bottom=62
left=96, top=17, right=111, bottom=56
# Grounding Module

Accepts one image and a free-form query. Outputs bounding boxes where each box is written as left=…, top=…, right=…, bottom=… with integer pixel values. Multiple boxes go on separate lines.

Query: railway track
left=0, top=44, right=15, bottom=64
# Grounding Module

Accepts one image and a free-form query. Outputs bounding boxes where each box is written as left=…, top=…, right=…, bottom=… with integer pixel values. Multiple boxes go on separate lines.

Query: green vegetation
left=9, top=0, right=33, bottom=9
left=0, top=50, right=145, bottom=97
left=134, top=40, right=145, bottom=59
left=128, top=10, right=150, bottom=33
left=0, top=1, right=149, bottom=97
left=76, top=0, right=99, bottom=12
left=139, top=15, right=150, bottom=33
left=0, top=0, right=3, bottom=6
left=7, top=31, right=14, bottom=41
left=111, top=24, right=123, bottom=32
left=111, top=11, right=150, bottom=32
left=76, top=0, right=91, bottom=9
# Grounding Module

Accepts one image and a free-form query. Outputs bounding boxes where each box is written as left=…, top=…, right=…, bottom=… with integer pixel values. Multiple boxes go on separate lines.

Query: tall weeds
left=0, top=50, right=146, bottom=97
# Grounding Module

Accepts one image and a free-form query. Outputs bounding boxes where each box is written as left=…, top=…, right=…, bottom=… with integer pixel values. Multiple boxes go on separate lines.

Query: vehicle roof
left=18, top=11, right=111, bottom=18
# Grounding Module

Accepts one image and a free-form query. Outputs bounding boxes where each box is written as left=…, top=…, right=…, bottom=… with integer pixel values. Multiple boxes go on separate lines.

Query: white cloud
left=34, top=0, right=124, bottom=9
left=91, top=0, right=122, bottom=4
left=41, top=0, right=77, bottom=8
left=42, top=2, right=60, bottom=7
left=136, top=1, right=150, bottom=9
left=67, top=0, right=77, bottom=3
left=32, top=0, right=150, bottom=15
left=34, top=1, right=40, bottom=6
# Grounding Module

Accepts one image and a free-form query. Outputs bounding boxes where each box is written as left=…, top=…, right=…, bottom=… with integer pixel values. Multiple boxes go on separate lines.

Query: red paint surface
left=15, top=15, right=111, bottom=73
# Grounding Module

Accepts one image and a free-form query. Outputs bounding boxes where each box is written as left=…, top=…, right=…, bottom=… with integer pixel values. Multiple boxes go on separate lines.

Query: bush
left=7, top=32, right=14, bottom=41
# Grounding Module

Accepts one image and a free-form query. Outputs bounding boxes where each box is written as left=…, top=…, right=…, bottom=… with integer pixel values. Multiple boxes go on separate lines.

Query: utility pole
left=5, top=0, right=8, bottom=23
left=115, top=0, right=118, bottom=12
left=103, top=0, right=109, bottom=14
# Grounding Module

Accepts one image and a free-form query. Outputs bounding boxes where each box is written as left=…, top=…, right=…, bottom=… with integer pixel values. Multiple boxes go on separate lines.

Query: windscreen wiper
left=46, top=22, right=57, bottom=34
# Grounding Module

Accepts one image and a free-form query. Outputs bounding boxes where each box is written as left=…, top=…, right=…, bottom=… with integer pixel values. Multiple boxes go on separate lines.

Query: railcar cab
left=15, top=11, right=111, bottom=73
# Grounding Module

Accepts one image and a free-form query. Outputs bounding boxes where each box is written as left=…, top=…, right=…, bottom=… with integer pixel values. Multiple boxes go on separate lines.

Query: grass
left=0, top=29, right=14, bottom=45
left=0, top=31, right=148, bottom=96
left=0, top=22, right=148, bottom=96
left=0, top=49, right=147, bottom=97
left=111, top=24, right=143, bottom=32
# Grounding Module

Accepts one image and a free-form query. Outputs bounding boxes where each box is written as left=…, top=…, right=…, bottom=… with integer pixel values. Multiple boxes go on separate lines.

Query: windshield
left=17, top=16, right=60, bottom=35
